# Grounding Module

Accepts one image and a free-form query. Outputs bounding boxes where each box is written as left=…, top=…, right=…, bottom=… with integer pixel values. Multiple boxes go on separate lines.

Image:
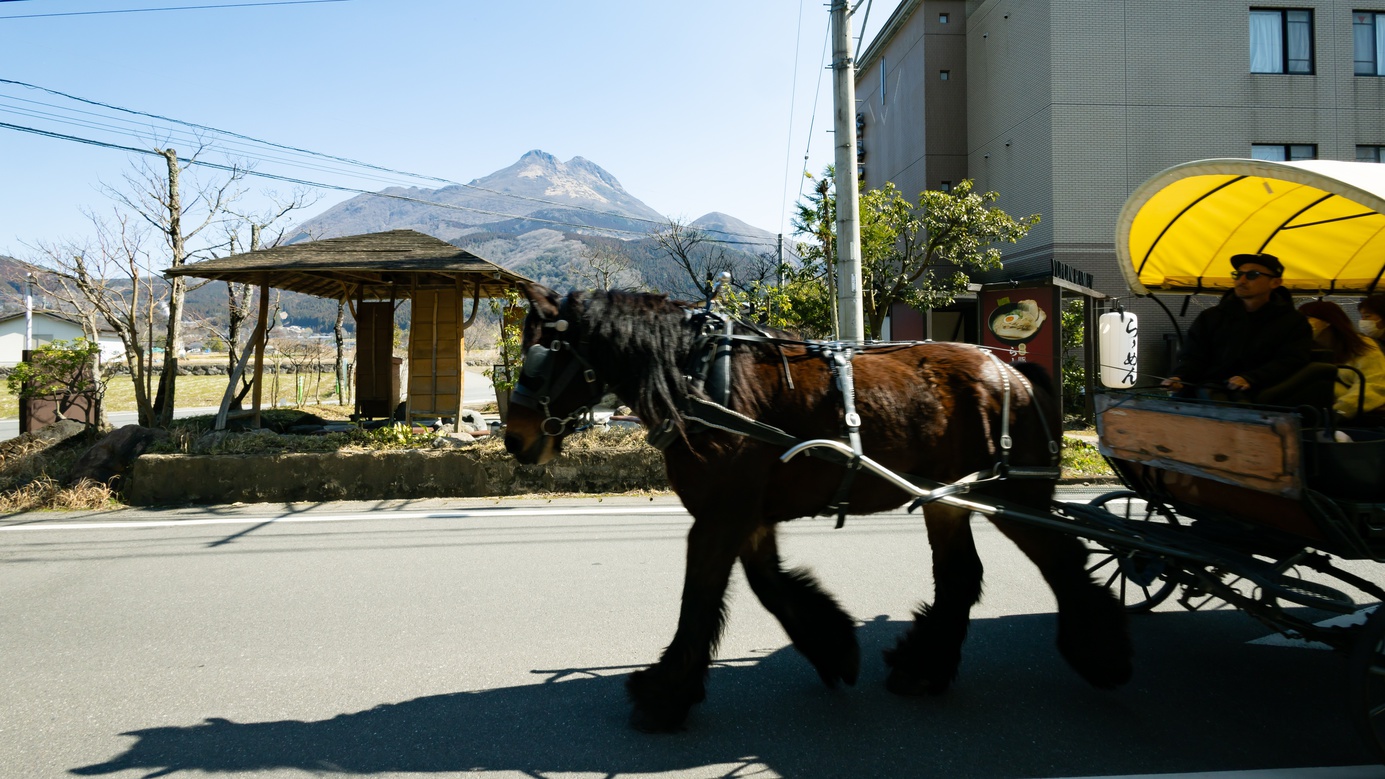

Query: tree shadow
left=72, top=612, right=1376, bottom=778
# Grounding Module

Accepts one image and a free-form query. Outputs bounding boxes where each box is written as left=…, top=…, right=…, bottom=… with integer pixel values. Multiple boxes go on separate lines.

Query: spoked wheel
left=1085, top=490, right=1180, bottom=612
left=1349, top=605, right=1385, bottom=763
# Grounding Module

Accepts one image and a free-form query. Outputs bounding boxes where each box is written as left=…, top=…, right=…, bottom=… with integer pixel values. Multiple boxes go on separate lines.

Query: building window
left=939, top=70, right=950, bottom=81
left=940, top=181, right=953, bottom=192
left=880, top=57, right=887, bottom=101
left=1359, top=145, right=1385, bottom=162
left=1252, top=143, right=1317, bottom=161
left=1354, top=11, right=1385, bottom=75
left=939, top=12, right=949, bottom=24
left=1250, top=8, right=1313, bottom=74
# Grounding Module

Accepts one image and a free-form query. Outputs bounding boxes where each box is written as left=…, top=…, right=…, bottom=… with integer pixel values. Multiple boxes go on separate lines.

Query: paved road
left=0, top=369, right=497, bottom=440
left=1, top=489, right=1383, bottom=778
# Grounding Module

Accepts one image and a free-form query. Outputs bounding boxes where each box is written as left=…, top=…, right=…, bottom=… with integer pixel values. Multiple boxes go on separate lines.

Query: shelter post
left=454, top=276, right=465, bottom=433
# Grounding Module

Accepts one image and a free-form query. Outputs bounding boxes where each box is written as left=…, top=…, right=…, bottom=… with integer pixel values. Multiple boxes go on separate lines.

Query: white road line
left=1248, top=606, right=1378, bottom=650
left=0, top=505, right=690, bottom=531
left=1062, top=768, right=1385, bottom=779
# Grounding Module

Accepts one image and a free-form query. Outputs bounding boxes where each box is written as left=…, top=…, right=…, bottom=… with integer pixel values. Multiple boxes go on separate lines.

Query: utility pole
left=23, top=272, right=34, bottom=350
left=831, top=0, right=864, bottom=342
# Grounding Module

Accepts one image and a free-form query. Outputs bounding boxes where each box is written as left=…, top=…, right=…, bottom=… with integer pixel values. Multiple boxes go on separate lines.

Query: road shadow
left=72, top=612, right=1377, bottom=778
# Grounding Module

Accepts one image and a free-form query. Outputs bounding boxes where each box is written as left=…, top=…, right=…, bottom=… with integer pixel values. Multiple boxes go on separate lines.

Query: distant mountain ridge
left=294, top=150, right=674, bottom=244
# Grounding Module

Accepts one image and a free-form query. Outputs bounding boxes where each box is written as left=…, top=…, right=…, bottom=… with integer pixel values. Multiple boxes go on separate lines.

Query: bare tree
left=32, top=213, right=168, bottom=425
left=575, top=244, right=643, bottom=290
left=649, top=218, right=735, bottom=300
left=208, top=189, right=319, bottom=410
left=104, top=145, right=247, bottom=426
left=333, top=299, right=347, bottom=405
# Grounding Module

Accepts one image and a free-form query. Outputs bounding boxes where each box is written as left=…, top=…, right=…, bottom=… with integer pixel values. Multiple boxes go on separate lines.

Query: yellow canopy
left=1116, top=158, right=1385, bottom=295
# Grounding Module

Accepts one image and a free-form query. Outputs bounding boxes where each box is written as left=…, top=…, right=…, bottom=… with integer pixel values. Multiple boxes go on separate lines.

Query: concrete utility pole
left=23, top=273, right=34, bottom=350
left=830, top=0, right=865, bottom=342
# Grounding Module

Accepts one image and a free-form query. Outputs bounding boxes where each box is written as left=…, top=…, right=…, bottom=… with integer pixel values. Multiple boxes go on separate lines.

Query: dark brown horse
left=504, top=283, right=1131, bottom=731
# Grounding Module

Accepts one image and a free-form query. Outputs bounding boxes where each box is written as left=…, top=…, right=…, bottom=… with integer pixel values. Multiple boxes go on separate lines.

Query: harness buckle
left=844, top=411, right=861, bottom=429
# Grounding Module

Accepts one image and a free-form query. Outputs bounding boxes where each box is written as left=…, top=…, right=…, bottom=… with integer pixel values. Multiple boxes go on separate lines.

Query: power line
left=0, top=0, right=349, bottom=21
left=0, top=78, right=774, bottom=244
left=0, top=119, right=776, bottom=249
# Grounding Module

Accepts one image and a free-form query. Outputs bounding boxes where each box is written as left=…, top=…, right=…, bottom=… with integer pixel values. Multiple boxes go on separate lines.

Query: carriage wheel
left=1085, top=490, right=1180, bottom=613
left=1349, top=605, right=1385, bottom=762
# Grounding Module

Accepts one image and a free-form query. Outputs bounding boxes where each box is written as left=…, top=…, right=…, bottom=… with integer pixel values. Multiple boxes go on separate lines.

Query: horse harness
left=517, top=304, right=1060, bottom=527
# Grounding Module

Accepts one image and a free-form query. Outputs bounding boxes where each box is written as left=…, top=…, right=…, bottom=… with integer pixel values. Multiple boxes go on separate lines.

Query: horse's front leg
left=991, top=518, right=1132, bottom=689
left=739, top=525, right=859, bottom=687
left=626, top=513, right=746, bottom=732
left=884, top=503, right=983, bottom=695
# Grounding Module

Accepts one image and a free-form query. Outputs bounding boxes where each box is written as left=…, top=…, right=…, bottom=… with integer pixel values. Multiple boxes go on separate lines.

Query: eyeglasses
left=1231, top=270, right=1278, bottom=280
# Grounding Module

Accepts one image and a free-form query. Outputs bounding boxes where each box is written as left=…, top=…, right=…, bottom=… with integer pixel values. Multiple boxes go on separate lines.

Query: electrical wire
left=0, top=0, right=349, bottom=21
left=0, top=119, right=778, bottom=249
left=779, top=0, right=807, bottom=238
left=0, top=78, right=776, bottom=245
left=797, top=22, right=833, bottom=208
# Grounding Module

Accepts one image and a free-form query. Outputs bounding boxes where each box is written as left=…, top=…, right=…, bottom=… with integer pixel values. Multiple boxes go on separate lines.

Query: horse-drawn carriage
left=502, top=158, right=1385, bottom=759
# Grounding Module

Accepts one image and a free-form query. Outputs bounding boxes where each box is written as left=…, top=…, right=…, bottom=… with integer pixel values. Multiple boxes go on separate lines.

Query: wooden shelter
left=165, top=229, right=533, bottom=431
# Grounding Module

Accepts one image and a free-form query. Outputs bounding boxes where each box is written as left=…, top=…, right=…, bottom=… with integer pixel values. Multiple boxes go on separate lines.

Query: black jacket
left=1173, top=288, right=1313, bottom=392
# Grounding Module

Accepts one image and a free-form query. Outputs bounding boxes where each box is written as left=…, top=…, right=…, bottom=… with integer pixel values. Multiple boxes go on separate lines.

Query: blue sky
left=0, top=0, right=892, bottom=257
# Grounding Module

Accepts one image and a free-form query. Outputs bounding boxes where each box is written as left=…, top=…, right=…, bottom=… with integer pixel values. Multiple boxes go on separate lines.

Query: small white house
left=0, top=312, right=125, bottom=367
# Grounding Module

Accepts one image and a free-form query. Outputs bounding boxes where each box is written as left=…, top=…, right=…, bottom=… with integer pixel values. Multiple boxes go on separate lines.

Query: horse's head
left=503, top=282, right=607, bottom=465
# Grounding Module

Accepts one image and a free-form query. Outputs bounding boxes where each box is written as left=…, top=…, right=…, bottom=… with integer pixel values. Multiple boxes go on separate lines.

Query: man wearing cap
left=1161, top=253, right=1313, bottom=400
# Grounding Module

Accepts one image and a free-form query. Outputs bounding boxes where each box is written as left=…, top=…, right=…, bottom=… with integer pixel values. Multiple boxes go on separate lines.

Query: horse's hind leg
left=993, top=518, right=1133, bottom=688
left=739, top=525, right=859, bottom=687
left=884, top=503, right=983, bottom=696
left=626, top=513, right=744, bottom=732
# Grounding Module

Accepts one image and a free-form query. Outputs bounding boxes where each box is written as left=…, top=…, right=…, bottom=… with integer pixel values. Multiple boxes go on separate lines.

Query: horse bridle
left=510, top=316, right=606, bottom=437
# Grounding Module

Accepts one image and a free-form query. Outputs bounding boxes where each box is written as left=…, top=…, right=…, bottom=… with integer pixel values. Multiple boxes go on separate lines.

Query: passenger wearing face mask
left=1299, top=300, right=1385, bottom=423
left=1359, top=294, right=1385, bottom=350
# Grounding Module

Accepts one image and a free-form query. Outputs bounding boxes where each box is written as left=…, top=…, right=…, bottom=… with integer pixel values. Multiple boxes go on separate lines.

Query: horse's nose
left=503, top=433, right=524, bottom=457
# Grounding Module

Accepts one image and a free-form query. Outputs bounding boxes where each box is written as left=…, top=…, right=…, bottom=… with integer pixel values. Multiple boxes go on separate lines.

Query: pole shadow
left=71, top=612, right=1377, bottom=778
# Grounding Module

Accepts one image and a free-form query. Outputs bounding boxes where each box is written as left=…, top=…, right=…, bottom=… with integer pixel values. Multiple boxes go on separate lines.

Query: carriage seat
left=1253, top=360, right=1337, bottom=412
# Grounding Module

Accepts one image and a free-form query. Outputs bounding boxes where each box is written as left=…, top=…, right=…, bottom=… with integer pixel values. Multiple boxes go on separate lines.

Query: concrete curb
left=123, top=448, right=668, bottom=506
left=122, top=447, right=1119, bottom=507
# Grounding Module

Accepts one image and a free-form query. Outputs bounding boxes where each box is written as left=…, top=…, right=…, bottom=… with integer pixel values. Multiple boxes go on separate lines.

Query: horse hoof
left=625, top=668, right=698, bottom=732
left=808, top=628, right=860, bottom=688
left=884, top=665, right=949, bottom=697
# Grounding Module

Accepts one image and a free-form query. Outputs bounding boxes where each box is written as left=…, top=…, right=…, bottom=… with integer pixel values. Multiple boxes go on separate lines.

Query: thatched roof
left=164, top=229, right=533, bottom=300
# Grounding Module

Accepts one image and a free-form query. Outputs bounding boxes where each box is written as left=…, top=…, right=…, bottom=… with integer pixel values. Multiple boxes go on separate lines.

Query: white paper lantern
left=1098, top=311, right=1139, bottom=388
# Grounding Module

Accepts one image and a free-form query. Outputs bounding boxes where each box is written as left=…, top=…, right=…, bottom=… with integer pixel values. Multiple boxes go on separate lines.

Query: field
left=1, top=372, right=349, bottom=420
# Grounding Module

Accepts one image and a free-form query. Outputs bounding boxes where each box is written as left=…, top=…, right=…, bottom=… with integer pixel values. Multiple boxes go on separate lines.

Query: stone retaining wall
left=123, top=447, right=669, bottom=505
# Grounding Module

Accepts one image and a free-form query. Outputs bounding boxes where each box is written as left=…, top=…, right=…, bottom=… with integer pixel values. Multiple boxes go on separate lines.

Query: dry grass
left=0, top=430, right=115, bottom=512
left=0, top=476, right=113, bottom=512
left=1, top=372, right=350, bottom=420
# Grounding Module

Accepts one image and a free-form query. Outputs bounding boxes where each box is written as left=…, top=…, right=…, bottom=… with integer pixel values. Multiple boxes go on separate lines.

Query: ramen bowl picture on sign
left=988, top=298, right=1048, bottom=344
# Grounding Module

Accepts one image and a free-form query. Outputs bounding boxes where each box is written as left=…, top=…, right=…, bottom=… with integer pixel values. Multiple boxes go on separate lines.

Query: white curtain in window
left=1355, top=15, right=1375, bottom=74
left=1287, top=15, right=1310, bottom=72
left=1252, top=145, right=1287, bottom=161
left=1250, top=11, right=1282, bottom=73
left=1377, top=17, right=1385, bottom=75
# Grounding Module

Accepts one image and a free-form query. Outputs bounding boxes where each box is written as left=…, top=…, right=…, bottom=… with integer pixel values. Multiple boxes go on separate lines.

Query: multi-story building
left=855, top=0, right=1385, bottom=375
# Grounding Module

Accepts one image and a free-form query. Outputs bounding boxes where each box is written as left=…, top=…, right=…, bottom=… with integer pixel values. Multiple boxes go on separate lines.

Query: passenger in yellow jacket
left=1299, top=300, right=1385, bottom=421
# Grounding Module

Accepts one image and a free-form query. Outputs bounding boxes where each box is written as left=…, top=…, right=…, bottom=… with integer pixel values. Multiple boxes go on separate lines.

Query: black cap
left=1230, top=252, right=1284, bottom=276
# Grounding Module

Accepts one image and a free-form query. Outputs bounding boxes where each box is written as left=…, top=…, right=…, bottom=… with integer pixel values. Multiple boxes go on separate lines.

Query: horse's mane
left=564, top=289, right=700, bottom=431
left=564, top=288, right=789, bottom=437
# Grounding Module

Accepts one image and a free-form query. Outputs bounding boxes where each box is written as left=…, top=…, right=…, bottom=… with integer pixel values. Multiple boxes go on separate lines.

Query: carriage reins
left=517, top=300, right=1059, bottom=527
left=649, top=309, right=1061, bottom=526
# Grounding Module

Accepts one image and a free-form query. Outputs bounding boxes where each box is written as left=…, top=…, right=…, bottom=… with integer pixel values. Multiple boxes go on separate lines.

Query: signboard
left=978, top=284, right=1062, bottom=382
